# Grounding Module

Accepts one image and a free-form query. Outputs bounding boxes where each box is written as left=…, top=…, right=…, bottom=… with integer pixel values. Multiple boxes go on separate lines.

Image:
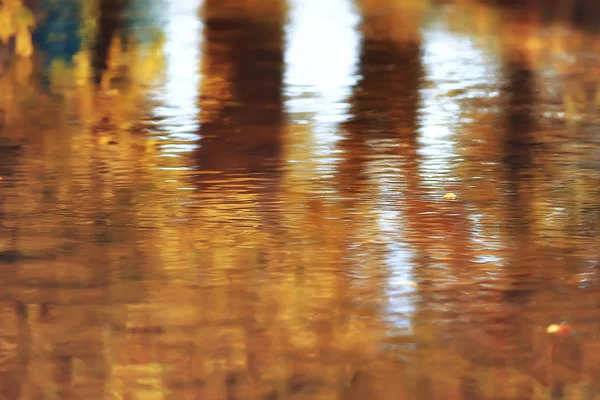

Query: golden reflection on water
left=2, top=0, right=600, bottom=399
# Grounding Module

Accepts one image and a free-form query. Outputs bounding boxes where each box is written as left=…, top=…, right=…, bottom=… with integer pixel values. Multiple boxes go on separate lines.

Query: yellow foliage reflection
left=0, top=0, right=35, bottom=57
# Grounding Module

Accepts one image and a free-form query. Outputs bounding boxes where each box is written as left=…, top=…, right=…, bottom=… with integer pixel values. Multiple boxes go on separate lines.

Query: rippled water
left=1, top=0, right=600, bottom=398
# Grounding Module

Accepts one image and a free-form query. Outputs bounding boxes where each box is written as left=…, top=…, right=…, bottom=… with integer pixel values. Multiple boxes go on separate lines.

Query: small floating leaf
left=546, top=322, right=574, bottom=337
left=546, top=324, right=560, bottom=334
left=443, top=193, right=457, bottom=200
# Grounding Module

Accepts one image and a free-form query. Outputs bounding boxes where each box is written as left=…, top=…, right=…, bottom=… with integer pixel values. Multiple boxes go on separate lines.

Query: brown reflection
left=92, top=0, right=126, bottom=84
left=496, top=50, right=598, bottom=394
left=131, top=2, right=292, bottom=398
left=337, top=5, right=434, bottom=395
left=571, top=0, right=600, bottom=31
left=496, top=53, right=542, bottom=311
left=0, top=302, right=30, bottom=400
left=487, top=0, right=600, bottom=32
left=340, top=0, right=424, bottom=184
left=338, top=38, right=422, bottom=186
left=339, top=7, right=424, bottom=256
left=196, top=0, right=286, bottom=177
left=356, top=0, right=429, bottom=43
left=502, top=57, right=536, bottom=235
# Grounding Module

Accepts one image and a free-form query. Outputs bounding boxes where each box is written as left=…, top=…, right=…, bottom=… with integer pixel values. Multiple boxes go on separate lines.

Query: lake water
left=1, top=0, right=600, bottom=398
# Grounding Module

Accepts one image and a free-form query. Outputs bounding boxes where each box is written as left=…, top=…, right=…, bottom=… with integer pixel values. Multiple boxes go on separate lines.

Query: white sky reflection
left=284, top=0, right=360, bottom=171
left=375, top=180, right=417, bottom=331
left=418, top=23, right=495, bottom=188
left=152, top=0, right=202, bottom=144
left=285, top=0, right=360, bottom=99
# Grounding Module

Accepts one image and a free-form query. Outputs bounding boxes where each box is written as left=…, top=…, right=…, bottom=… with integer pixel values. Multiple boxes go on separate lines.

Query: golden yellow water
left=1, top=0, right=600, bottom=399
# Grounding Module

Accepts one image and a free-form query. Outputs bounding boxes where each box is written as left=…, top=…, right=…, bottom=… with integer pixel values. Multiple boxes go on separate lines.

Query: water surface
left=1, top=0, right=600, bottom=398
